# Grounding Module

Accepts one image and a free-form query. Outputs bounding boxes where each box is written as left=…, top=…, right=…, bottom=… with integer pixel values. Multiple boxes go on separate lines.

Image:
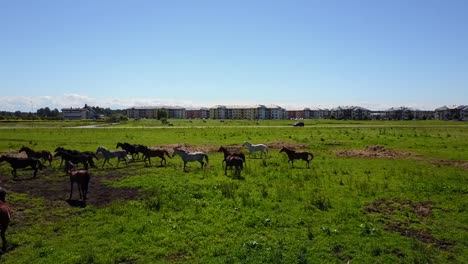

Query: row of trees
left=0, top=106, right=126, bottom=121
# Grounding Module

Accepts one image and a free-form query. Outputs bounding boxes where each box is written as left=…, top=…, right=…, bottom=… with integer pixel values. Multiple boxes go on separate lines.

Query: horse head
left=279, top=147, right=286, bottom=153
left=218, top=146, right=226, bottom=152
left=242, top=141, right=250, bottom=147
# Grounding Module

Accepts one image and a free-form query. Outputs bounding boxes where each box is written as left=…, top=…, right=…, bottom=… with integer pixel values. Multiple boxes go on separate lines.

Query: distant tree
left=157, top=109, right=168, bottom=120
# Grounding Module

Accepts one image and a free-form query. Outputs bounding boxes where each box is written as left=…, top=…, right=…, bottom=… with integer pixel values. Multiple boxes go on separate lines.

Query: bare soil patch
left=153, top=141, right=310, bottom=154
left=431, top=160, right=468, bottom=170
left=0, top=169, right=139, bottom=208
left=335, top=145, right=415, bottom=159
left=364, top=198, right=454, bottom=249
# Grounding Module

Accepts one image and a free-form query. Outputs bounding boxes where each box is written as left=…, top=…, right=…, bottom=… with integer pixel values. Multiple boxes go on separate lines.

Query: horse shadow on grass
left=66, top=199, right=87, bottom=208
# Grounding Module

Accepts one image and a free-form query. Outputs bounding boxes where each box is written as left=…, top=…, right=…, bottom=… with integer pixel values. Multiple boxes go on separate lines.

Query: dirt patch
left=0, top=169, right=139, bottom=208
left=153, top=141, right=310, bottom=154
left=364, top=198, right=454, bottom=249
left=0, top=150, right=27, bottom=158
left=431, top=160, right=468, bottom=170
left=335, top=145, right=415, bottom=159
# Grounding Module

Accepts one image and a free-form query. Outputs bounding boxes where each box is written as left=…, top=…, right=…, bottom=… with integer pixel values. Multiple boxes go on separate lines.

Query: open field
left=0, top=120, right=467, bottom=263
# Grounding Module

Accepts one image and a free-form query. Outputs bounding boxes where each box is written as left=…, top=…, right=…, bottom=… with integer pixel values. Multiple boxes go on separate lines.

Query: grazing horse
left=0, top=187, right=11, bottom=251
left=218, top=146, right=246, bottom=168
left=242, top=141, right=268, bottom=158
left=225, top=155, right=244, bottom=178
left=172, top=149, right=209, bottom=171
left=116, top=142, right=140, bottom=160
left=140, top=146, right=172, bottom=166
left=19, top=146, right=53, bottom=166
left=65, top=161, right=90, bottom=201
left=0, top=155, right=44, bottom=178
left=96, top=146, right=128, bottom=168
left=279, top=147, right=314, bottom=168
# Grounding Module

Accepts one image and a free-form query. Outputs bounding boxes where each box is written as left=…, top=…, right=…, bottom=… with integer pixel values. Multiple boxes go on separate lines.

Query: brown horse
left=0, top=155, right=44, bottom=178
left=19, top=146, right=53, bottom=166
left=0, top=187, right=11, bottom=251
left=279, top=147, right=314, bottom=168
left=66, top=161, right=90, bottom=201
left=218, top=146, right=246, bottom=168
left=140, top=146, right=172, bottom=166
left=225, top=155, right=244, bottom=178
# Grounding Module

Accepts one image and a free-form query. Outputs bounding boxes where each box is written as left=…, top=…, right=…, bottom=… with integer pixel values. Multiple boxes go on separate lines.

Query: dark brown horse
left=0, top=155, right=44, bottom=178
left=218, top=146, right=246, bottom=168
left=116, top=142, right=140, bottom=160
left=54, top=151, right=94, bottom=171
left=0, top=187, right=11, bottom=251
left=140, top=146, right=172, bottom=166
left=54, top=147, right=97, bottom=168
left=19, top=146, right=53, bottom=165
left=225, top=155, right=244, bottom=178
left=65, top=161, right=90, bottom=201
left=279, top=147, right=314, bottom=168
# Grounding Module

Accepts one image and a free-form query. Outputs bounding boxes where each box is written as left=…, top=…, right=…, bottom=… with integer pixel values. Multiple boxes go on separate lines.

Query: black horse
left=225, top=155, right=244, bottom=178
left=54, top=147, right=97, bottom=169
left=218, top=146, right=246, bottom=168
left=19, top=146, right=53, bottom=166
left=279, top=147, right=314, bottom=168
left=0, top=155, right=44, bottom=178
left=140, top=146, right=172, bottom=166
left=116, top=142, right=140, bottom=160
left=54, top=151, right=95, bottom=172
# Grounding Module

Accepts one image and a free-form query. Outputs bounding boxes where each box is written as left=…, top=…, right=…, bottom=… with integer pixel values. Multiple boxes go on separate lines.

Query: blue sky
left=1, top=0, right=467, bottom=111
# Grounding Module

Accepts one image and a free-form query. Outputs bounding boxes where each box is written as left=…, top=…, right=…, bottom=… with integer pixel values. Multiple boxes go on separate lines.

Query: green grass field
left=0, top=120, right=467, bottom=263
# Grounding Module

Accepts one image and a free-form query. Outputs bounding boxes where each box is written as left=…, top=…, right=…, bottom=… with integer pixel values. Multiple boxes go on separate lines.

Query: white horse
left=172, top=149, right=209, bottom=171
left=96, top=146, right=128, bottom=168
left=242, top=141, right=268, bottom=158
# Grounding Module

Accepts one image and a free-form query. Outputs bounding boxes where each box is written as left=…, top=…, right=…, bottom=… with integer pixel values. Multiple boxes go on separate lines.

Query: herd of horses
left=0, top=141, right=314, bottom=252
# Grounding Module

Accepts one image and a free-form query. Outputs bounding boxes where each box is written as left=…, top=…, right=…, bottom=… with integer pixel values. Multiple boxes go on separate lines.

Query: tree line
left=0, top=106, right=125, bottom=121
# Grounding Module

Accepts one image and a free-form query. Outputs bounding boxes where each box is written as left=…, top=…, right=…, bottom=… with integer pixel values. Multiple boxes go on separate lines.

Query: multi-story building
left=126, top=106, right=186, bottom=119
left=61, top=104, right=98, bottom=120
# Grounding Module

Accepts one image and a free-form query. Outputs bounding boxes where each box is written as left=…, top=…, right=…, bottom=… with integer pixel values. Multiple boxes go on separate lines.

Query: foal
left=0, top=187, right=11, bottom=251
left=218, top=146, right=246, bottom=168
left=225, top=155, right=244, bottom=178
left=66, top=161, right=90, bottom=201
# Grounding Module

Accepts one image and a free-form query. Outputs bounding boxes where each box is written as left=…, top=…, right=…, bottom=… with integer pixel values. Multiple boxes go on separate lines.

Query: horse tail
left=308, top=152, right=314, bottom=161
left=204, top=154, right=209, bottom=164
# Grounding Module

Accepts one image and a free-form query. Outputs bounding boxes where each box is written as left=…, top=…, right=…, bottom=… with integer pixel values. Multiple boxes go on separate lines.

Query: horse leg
left=200, top=161, right=204, bottom=168
left=11, top=168, right=16, bottom=178
left=33, top=167, right=38, bottom=178
left=1, top=227, right=6, bottom=251
left=69, top=181, right=74, bottom=200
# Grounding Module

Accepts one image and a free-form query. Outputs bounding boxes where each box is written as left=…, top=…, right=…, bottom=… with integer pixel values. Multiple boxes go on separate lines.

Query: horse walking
left=242, top=141, right=268, bottom=158
left=279, top=147, right=314, bottom=168
left=225, top=155, right=244, bottom=178
left=96, top=146, right=128, bottom=168
left=140, top=146, right=172, bottom=166
left=218, top=146, right=246, bottom=168
left=116, top=142, right=140, bottom=160
left=65, top=161, right=90, bottom=201
left=0, top=187, right=11, bottom=251
left=0, top=155, right=44, bottom=178
left=19, top=146, right=53, bottom=166
left=172, top=149, right=208, bottom=171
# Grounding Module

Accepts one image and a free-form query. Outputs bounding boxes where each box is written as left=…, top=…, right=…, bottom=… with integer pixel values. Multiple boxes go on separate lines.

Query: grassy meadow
left=0, top=119, right=467, bottom=263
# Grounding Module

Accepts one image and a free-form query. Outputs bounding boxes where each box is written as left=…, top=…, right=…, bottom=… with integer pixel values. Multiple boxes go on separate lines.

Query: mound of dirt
left=335, top=145, right=414, bottom=159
